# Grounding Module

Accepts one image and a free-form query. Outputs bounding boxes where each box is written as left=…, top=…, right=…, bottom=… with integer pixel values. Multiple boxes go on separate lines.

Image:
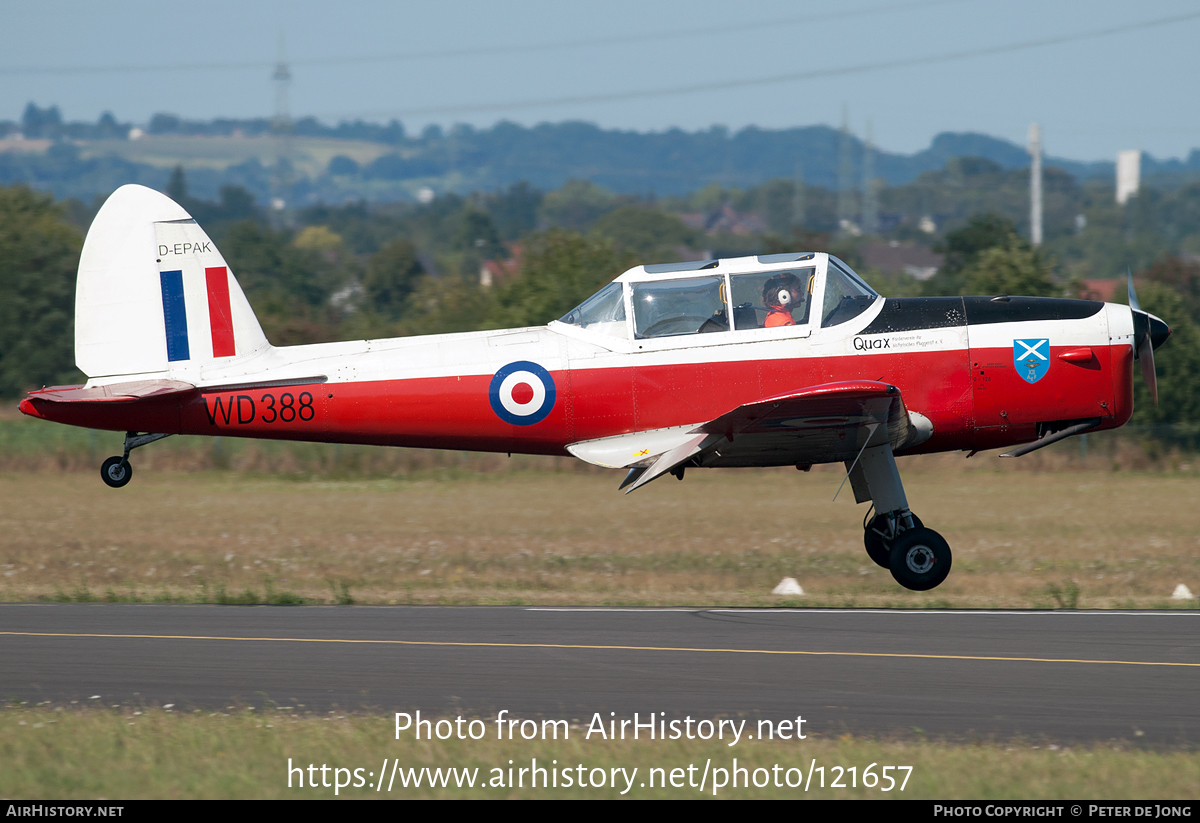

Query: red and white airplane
left=20, top=185, right=1171, bottom=591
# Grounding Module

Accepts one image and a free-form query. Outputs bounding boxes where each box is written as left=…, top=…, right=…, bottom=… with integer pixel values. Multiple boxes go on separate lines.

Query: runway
left=2, top=604, right=1197, bottom=743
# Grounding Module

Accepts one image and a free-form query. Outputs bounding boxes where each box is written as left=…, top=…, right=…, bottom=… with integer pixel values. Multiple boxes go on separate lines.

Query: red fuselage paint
left=18, top=342, right=1133, bottom=459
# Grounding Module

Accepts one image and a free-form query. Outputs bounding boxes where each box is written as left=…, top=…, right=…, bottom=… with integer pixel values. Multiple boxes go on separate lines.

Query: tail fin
left=75, top=184, right=269, bottom=381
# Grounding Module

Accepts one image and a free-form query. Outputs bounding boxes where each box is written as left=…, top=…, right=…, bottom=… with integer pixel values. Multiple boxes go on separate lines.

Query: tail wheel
left=101, top=456, right=132, bottom=488
left=888, top=527, right=952, bottom=591
left=864, top=513, right=923, bottom=568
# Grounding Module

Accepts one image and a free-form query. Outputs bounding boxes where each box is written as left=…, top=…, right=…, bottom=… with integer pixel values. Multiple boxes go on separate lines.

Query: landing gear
left=888, top=528, right=952, bottom=591
left=844, top=442, right=953, bottom=591
left=99, top=431, right=171, bottom=489
left=100, top=456, right=132, bottom=488
left=863, top=510, right=923, bottom=568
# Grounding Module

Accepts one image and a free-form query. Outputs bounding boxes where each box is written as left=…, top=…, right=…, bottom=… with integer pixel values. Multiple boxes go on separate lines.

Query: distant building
left=860, top=240, right=944, bottom=281
left=480, top=243, right=523, bottom=288
left=679, top=204, right=768, bottom=236
left=1076, top=278, right=1143, bottom=302
left=1116, top=150, right=1140, bottom=205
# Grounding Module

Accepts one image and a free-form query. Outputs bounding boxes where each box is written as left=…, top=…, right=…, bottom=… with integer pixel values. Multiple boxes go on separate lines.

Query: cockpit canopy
left=557, top=253, right=878, bottom=342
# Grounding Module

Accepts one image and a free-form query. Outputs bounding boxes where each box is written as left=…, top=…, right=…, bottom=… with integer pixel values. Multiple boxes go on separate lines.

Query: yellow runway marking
left=1, top=631, right=1197, bottom=668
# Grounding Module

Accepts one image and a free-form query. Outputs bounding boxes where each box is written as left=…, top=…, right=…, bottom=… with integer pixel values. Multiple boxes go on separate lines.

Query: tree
left=0, top=186, right=83, bottom=395
left=219, top=220, right=344, bottom=344
left=962, top=235, right=1058, bottom=297
left=20, top=102, right=62, bottom=139
left=1144, top=255, right=1200, bottom=324
left=486, top=182, right=542, bottom=241
left=590, top=205, right=697, bottom=262
left=485, top=229, right=630, bottom=329
left=454, top=208, right=504, bottom=259
left=923, top=214, right=1020, bottom=295
left=1126, top=283, right=1200, bottom=445
left=167, top=165, right=188, bottom=201
left=363, top=239, right=424, bottom=318
left=538, top=180, right=619, bottom=230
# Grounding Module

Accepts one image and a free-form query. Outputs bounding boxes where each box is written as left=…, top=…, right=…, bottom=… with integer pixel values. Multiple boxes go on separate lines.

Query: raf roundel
left=489, top=361, right=556, bottom=426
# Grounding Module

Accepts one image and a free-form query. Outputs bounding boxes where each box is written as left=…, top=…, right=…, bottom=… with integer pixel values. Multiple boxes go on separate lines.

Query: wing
left=566, top=380, right=928, bottom=493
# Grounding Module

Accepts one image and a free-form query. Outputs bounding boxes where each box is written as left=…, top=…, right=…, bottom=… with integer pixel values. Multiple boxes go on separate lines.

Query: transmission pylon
left=862, top=119, right=880, bottom=235
left=271, top=30, right=293, bottom=213
left=837, top=106, right=858, bottom=236
left=792, top=161, right=806, bottom=235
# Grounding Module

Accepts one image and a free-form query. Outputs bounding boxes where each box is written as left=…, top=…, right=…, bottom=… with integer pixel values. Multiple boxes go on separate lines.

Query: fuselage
left=21, top=289, right=1136, bottom=463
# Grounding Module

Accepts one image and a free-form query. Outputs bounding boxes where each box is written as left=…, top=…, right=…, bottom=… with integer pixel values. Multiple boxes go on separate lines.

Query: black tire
left=864, top=513, right=923, bottom=568
left=888, top=527, right=952, bottom=591
left=101, top=456, right=132, bottom=488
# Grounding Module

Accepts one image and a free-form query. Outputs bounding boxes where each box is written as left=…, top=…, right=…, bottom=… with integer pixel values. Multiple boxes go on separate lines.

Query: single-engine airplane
left=20, top=185, right=1172, bottom=591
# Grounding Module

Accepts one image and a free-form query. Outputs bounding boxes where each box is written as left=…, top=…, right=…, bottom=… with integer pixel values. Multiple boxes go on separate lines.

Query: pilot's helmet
left=763, top=273, right=802, bottom=309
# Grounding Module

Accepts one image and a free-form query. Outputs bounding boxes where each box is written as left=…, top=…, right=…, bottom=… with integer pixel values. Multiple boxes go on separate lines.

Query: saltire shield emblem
left=489, top=361, right=556, bottom=426
left=1014, top=338, right=1050, bottom=384
left=158, top=266, right=237, bottom=362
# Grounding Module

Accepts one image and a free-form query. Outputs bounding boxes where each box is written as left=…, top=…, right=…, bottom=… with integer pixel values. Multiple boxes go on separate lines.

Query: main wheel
left=888, top=527, right=952, bottom=591
left=101, top=456, right=132, bottom=488
left=864, top=513, right=923, bottom=568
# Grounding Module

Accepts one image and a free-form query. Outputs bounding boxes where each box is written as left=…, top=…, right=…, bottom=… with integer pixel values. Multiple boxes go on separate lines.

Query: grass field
left=3, top=422, right=1197, bottom=800
left=0, top=425, right=1197, bottom=607
left=2, top=707, right=1197, bottom=799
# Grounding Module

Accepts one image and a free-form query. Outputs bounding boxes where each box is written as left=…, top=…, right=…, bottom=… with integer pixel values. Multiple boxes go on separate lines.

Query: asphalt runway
left=1, top=604, right=1197, bottom=743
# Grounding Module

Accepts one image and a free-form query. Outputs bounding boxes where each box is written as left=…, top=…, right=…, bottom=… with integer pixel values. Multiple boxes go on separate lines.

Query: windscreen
left=558, top=281, right=629, bottom=339
left=822, top=259, right=878, bottom=327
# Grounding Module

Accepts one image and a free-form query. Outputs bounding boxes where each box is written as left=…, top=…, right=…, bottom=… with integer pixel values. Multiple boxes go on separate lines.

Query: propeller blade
left=1127, top=268, right=1167, bottom=405
left=1137, top=334, right=1158, bottom=407
left=1127, top=267, right=1141, bottom=312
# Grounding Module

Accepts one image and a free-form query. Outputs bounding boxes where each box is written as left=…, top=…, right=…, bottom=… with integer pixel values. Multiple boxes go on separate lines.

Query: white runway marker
left=772, top=578, right=804, bottom=595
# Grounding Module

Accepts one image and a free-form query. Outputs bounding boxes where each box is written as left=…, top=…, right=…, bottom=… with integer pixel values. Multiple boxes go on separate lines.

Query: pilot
left=762, top=273, right=805, bottom=327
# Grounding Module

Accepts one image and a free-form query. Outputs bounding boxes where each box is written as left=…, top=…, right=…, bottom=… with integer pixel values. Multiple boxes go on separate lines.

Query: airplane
left=19, top=184, right=1172, bottom=592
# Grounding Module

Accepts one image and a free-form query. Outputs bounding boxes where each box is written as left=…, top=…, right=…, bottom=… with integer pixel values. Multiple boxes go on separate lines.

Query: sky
left=2, top=0, right=1198, bottom=162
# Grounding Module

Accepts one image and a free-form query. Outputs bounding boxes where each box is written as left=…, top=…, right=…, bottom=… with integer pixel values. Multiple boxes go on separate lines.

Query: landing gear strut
left=100, top=431, right=171, bottom=489
left=845, top=443, right=953, bottom=591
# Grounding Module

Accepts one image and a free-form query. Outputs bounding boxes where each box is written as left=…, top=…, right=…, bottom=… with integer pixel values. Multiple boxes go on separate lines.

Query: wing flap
left=622, top=432, right=723, bottom=494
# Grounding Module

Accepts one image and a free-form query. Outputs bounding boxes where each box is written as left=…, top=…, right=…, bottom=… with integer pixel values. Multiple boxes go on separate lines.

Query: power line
left=333, top=9, right=1200, bottom=120
left=0, top=0, right=966, bottom=77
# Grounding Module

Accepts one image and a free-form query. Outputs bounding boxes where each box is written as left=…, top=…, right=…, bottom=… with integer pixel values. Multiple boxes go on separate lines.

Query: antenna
left=792, top=161, right=806, bottom=233
left=1028, top=123, right=1042, bottom=247
left=837, top=106, right=857, bottom=236
left=862, top=119, right=879, bottom=235
left=271, top=30, right=293, bottom=212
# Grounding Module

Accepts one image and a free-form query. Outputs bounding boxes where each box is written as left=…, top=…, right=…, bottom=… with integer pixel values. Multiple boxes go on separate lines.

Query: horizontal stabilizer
left=22, top=380, right=196, bottom=404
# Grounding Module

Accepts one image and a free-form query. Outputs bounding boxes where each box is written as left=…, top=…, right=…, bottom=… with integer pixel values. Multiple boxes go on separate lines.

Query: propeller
left=1127, top=269, right=1171, bottom=406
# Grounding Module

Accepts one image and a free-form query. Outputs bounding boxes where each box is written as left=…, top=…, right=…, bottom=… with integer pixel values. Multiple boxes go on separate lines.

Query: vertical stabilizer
left=75, top=185, right=269, bottom=380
